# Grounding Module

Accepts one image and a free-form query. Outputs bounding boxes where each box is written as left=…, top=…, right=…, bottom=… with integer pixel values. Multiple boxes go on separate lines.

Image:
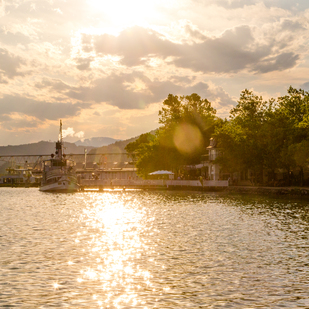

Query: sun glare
left=71, top=192, right=155, bottom=307
left=88, top=0, right=162, bottom=27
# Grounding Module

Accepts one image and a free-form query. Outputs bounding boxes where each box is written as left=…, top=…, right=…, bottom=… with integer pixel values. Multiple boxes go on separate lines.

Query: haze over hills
left=0, top=141, right=94, bottom=156
left=0, top=137, right=140, bottom=156
left=88, top=130, right=157, bottom=154
left=0, top=137, right=122, bottom=156
left=88, top=137, right=138, bottom=154
left=0, top=131, right=158, bottom=174
left=74, top=137, right=122, bottom=148
left=0, top=130, right=158, bottom=156
left=0, top=138, right=135, bottom=157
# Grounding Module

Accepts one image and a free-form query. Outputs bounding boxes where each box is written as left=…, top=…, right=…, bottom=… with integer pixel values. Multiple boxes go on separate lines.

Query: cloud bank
left=0, top=0, right=308, bottom=145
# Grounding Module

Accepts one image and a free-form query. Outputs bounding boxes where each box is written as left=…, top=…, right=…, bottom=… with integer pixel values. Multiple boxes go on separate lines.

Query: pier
left=79, top=179, right=229, bottom=191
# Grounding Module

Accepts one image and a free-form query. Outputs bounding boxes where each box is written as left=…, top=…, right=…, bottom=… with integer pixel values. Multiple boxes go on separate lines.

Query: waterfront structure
left=182, top=138, right=223, bottom=181
left=77, top=167, right=140, bottom=181
left=205, top=138, right=222, bottom=181
left=0, top=167, right=39, bottom=186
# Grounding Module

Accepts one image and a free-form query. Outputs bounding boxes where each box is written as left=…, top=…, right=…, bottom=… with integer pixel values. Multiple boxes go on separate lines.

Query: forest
left=125, top=87, right=309, bottom=186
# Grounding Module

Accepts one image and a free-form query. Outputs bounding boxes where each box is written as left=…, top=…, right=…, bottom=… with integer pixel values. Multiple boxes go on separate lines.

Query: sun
left=88, top=0, right=160, bottom=28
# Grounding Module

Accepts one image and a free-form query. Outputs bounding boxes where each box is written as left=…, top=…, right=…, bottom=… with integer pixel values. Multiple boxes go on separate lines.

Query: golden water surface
left=1, top=188, right=309, bottom=308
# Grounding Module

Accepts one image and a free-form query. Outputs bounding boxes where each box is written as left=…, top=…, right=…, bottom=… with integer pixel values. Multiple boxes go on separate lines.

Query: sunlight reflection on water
left=1, top=188, right=309, bottom=308
left=75, top=192, right=155, bottom=307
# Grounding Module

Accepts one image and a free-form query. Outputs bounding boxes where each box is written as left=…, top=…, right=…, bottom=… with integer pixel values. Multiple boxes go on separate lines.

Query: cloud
left=0, top=48, right=26, bottom=80
left=300, top=82, right=309, bottom=91
left=199, top=0, right=309, bottom=11
left=31, top=71, right=234, bottom=111
left=263, top=0, right=309, bottom=11
left=280, top=19, right=306, bottom=32
left=173, top=25, right=260, bottom=73
left=75, top=131, right=85, bottom=139
left=253, top=52, right=299, bottom=74
left=62, top=127, right=85, bottom=139
left=62, top=127, right=75, bottom=138
left=75, top=57, right=93, bottom=70
left=0, top=75, right=8, bottom=84
left=92, top=27, right=176, bottom=66
left=34, top=78, right=72, bottom=92
left=66, top=73, right=153, bottom=109
left=0, top=0, right=308, bottom=146
left=0, top=28, right=32, bottom=46
left=208, top=0, right=257, bottom=9
left=81, top=24, right=300, bottom=75
left=0, top=95, right=92, bottom=121
left=63, top=70, right=235, bottom=110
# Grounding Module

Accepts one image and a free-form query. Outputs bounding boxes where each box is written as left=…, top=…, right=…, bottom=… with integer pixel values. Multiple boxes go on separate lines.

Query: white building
left=205, top=138, right=222, bottom=181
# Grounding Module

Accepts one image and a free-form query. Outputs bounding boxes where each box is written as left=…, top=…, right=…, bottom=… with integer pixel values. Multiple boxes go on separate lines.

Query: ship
left=39, top=120, right=79, bottom=192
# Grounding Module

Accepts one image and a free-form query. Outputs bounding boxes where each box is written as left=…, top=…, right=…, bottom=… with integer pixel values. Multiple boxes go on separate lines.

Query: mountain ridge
left=0, top=130, right=158, bottom=156
left=0, top=141, right=94, bottom=156
left=74, top=137, right=122, bottom=148
left=88, top=129, right=158, bottom=154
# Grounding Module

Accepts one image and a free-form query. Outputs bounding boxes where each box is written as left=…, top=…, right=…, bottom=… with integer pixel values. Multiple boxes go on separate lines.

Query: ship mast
left=56, top=120, right=63, bottom=159
left=59, top=119, right=63, bottom=144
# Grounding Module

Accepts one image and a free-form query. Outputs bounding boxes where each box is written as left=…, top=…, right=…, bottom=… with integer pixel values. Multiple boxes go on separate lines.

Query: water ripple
left=0, top=188, right=309, bottom=308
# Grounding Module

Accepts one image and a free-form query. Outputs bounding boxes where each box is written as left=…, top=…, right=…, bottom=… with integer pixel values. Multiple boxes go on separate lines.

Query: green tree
left=159, top=93, right=216, bottom=135
left=216, top=87, right=309, bottom=186
left=213, top=119, right=246, bottom=175
left=159, top=93, right=217, bottom=159
left=125, top=93, right=218, bottom=177
left=215, top=89, right=274, bottom=183
left=125, top=132, right=155, bottom=156
left=125, top=132, right=156, bottom=176
left=274, top=87, right=309, bottom=184
left=290, top=140, right=309, bottom=186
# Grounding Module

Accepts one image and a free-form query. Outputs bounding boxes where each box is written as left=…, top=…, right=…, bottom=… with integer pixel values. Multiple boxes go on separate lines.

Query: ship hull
left=40, top=176, right=79, bottom=193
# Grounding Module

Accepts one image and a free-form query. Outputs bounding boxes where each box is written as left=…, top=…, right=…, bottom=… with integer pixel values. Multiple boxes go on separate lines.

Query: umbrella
left=148, top=170, right=174, bottom=175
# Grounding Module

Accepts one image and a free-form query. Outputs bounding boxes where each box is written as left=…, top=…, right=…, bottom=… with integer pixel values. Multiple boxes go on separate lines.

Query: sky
left=1, top=0, right=309, bottom=146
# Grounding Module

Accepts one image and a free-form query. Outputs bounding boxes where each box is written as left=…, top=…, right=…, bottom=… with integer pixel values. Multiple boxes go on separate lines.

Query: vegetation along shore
left=126, top=87, right=309, bottom=188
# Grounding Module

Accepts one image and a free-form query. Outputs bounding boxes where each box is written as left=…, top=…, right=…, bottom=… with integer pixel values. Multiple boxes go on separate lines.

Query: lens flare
left=173, top=123, right=203, bottom=154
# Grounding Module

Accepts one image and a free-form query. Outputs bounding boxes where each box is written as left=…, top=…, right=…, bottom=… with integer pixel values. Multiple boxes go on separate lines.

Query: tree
left=276, top=87, right=309, bottom=143
left=215, top=89, right=274, bottom=183
left=274, top=87, right=309, bottom=184
left=125, top=132, right=156, bottom=177
left=158, top=93, right=217, bottom=159
left=125, top=93, right=218, bottom=177
left=290, top=140, right=309, bottom=186
left=125, top=132, right=155, bottom=156
left=213, top=119, right=246, bottom=175
left=159, top=93, right=216, bottom=135
left=215, top=87, right=309, bottom=185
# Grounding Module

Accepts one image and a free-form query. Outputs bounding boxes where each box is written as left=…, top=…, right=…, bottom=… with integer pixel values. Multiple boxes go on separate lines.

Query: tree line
left=125, top=87, right=309, bottom=185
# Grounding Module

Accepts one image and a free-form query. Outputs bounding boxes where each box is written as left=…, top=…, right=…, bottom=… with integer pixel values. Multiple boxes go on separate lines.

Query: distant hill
left=74, top=137, right=121, bottom=148
left=0, top=130, right=158, bottom=173
left=0, top=141, right=94, bottom=156
left=0, top=129, right=158, bottom=156
left=88, top=137, right=137, bottom=154
left=88, top=129, right=158, bottom=155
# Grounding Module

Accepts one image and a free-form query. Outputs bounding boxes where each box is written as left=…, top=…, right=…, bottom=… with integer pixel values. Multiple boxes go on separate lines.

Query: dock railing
left=167, top=180, right=228, bottom=187
left=79, top=179, right=228, bottom=189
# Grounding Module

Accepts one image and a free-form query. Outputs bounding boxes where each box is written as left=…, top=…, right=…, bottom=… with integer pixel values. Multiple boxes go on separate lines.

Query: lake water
left=1, top=188, right=309, bottom=308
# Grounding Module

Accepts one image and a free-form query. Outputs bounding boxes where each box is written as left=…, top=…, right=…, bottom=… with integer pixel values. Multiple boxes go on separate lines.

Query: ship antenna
left=59, top=120, right=63, bottom=143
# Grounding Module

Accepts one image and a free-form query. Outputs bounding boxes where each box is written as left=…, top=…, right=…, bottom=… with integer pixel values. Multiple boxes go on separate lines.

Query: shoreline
left=225, top=186, right=309, bottom=197
left=2, top=183, right=309, bottom=198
